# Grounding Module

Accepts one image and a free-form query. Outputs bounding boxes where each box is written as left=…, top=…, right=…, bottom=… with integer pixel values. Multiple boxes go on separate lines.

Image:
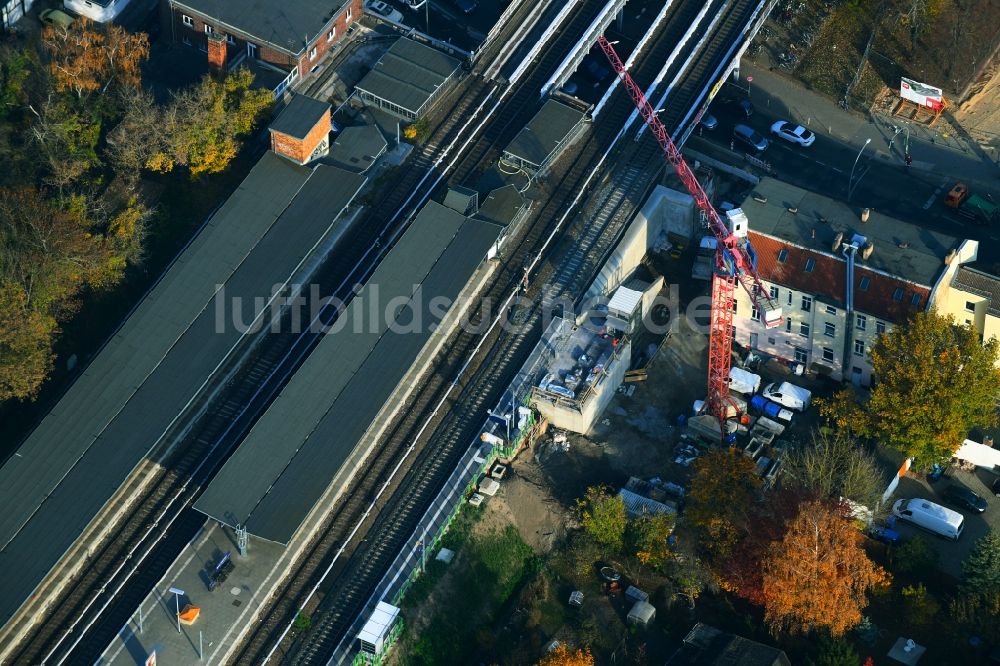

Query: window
left=794, top=347, right=808, bottom=363
left=825, top=305, right=836, bottom=316
left=911, top=293, right=922, bottom=307
left=822, top=347, right=835, bottom=362
left=856, top=314, right=867, bottom=331
left=327, top=27, right=336, bottom=41
left=751, top=305, right=760, bottom=322
left=347, top=6, right=353, bottom=19
left=966, top=318, right=973, bottom=326
left=777, top=249, right=788, bottom=263
left=731, top=300, right=737, bottom=313
left=768, top=337, right=776, bottom=345
left=204, top=24, right=214, bottom=34
left=309, top=46, right=318, bottom=60
left=824, top=322, right=836, bottom=337
left=182, top=14, right=193, bottom=26
left=804, top=258, right=815, bottom=273
left=785, top=318, right=792, bottom=332
left=786, top=291, right=792, bottom=306
left=226, top=34, right=236, bottom=45
left=247, top=42, right=258, bottom=58
left=893, top=287, right=904, bottom=301
left=875, top=321, right=886, bottom=335
left=854, top=339, right=865, bottom=356
left=966, top=301, right=976, bottom=312
left=801, top=295, right=812, bottom=312
left=769, top=286, right=779, bottom=300
left=859, top=276, right=870, bottom=291
left=183, top=35, right=192, bottom=45
left=800, top=322, right=810, bottom=337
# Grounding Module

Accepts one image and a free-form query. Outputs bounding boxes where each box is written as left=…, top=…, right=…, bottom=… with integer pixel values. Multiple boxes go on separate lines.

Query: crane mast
left=596, top=36, right=782, bottom=434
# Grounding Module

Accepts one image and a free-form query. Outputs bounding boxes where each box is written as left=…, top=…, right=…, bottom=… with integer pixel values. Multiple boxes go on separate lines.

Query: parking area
left=891, top=467, right=1000, bottom=578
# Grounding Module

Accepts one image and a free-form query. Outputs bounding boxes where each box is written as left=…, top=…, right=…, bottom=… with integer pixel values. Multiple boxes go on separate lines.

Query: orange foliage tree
left=41, top=18, right=149, bottom=99
left=535, top=645, right=594, bottom=666
left=763, top=499, right=888, bottom=636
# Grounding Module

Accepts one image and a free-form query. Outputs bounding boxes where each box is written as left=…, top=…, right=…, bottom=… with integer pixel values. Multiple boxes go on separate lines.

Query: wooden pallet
left=891, top=97, right=945, bottom=126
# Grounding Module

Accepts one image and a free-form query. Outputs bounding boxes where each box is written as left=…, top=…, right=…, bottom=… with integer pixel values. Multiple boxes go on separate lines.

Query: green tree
left=785, top=429, right=884, bottom=510
left=806, top=632, right=861, bottom=666
left=687, top=448, right=761, bottom=562
left=901, top=583, right=939, bottom=626
left=892, top=534, right=938, bottom=576
left=860, top=311, right=1000, bottom=465
left=949, top=590, right=1000, bottom=644
left=576, top=486, right=627, bottom=553
left=627, top=512, right=675, bottom=569
left=153, top=68, right=272, bottom=177
left=0, top=283, right=56, bottom=401
left=961, top=529, right=1000, bottom=598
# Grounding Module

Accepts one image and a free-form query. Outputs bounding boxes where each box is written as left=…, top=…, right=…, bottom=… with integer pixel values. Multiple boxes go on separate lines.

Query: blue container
left=750, top=395, right=782, bottom=419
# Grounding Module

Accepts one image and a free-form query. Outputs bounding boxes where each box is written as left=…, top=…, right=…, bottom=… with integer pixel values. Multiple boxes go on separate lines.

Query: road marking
left=923, top=179, right=949, bottom=210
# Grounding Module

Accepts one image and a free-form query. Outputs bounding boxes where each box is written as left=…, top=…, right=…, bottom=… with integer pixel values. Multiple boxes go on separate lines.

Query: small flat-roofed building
left=932, top=264, right=1000, bottom=365
left=167, top=0, right=362, bottom=87
left=502, top=99, right=587, bottom=175
left=474, top=184, right=529, bottom=229
left=733, top=178, right=978, bottom=386
left=327, top=125, right=388, bottom=173
left=355, top=37, right=463, bottom=120
left=357, top=601, right=401, bottom=657
left=667, top=623, right=791, bottom=666
left=269, top=94, right=332, bottom=164
left=530, top=316, right=630, bottom=433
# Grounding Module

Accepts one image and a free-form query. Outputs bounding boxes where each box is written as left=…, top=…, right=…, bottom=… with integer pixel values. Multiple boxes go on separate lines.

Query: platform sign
left=145, top=651, right=156, bottom=666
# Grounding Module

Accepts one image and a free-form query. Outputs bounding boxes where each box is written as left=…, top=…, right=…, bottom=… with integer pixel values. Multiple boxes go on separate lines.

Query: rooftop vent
left=860, top=207, right=871, bottom=223
left=832, top=232, right=843, bottom=252
left=861, top=242, right=874, bottom=260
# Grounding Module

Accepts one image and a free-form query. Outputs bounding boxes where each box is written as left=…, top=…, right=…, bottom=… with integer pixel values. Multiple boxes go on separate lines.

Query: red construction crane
left=597, top=36, right=782, bottom=435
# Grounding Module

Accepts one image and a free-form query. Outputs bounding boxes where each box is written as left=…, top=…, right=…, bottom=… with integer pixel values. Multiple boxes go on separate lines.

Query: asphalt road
left=690, top=99, right=1000, bottom=266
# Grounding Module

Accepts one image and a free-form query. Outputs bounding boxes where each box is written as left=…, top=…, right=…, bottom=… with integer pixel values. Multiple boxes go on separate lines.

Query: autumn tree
left=960, top=529, right=1000, bottom=599
left=687, top=448, right=762, bottom=562
left=577, top=486, right=627, bottom=553
left=859, top=311, right=1000, bottom=465
left=536, top=644, right=594, bottom=666
left=785, top=429, right=884, bottom=511
left=42, top=19, right=148, bottom=100
left=763, top=500, right=888, bottom=636
left=0, top=283, right=55, bottom=401
left=151, top=68, right=272, bottom=176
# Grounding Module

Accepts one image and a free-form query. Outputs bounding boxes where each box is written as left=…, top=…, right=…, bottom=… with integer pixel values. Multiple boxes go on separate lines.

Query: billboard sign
left=900, top=77, right=944, bottom=111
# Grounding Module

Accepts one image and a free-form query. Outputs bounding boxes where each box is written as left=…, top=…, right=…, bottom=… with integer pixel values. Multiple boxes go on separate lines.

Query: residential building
left=932, top=264, right=1000, bottom=358
left=733, top=179, right=977, bottom=386
left=166, top=0, right=362, bottom=90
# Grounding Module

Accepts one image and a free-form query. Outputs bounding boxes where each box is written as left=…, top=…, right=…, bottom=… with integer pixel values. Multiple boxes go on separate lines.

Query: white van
left=892, top=498, right=965, bottom=541
left=761, top=381, right=811, bottom=412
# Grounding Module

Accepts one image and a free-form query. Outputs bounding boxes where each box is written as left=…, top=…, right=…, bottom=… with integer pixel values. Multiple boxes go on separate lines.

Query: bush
left=806, top=632, right=860, bottom=666
left=901, top=584, right=940, bottom=626
left=893, top=535, right=938, bottom=576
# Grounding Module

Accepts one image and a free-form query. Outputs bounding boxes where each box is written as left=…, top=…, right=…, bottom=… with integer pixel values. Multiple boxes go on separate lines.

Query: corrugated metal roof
left=503, top=99, right=585, bottom=167
left=0, top=156, right=366, bottom=626
left=195, top=201, right=502, bottom=543
left=952, top=265, right=1000, bottom=317
left=269, top=94, right=330, bottom=139
left=354, top=38, right=461, bottom=115
left=608, top=285, right=643, bottom=316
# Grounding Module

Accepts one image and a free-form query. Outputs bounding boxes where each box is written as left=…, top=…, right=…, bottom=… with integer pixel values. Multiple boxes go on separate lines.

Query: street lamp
left=168, top=586, right=185, bottom=634
left=848, top=138, right=872, bottom=202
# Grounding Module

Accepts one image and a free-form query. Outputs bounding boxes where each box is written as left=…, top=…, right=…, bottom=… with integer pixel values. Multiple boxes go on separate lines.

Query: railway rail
left=8, top=6, right=551, bottom=663
left=242, top=0, right=769, bottom=663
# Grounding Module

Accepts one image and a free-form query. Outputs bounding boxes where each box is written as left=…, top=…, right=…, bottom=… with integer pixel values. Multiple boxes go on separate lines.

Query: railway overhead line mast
left=596, top=35, right=782, bottom=432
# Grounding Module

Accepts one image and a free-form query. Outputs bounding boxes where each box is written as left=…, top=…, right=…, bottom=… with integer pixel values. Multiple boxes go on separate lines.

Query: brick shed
left=269, top=94, right=332, bottom=165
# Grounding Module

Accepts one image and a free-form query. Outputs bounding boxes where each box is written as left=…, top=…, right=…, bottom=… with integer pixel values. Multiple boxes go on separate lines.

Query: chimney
left=944, top=248, right=957, bottom=265
left=861, top=242, right=874, bottom=260
left=207, top=33, right=228, bottom=73
left=832, top=231, right=843, bottom=252
left=860, top=207, right=871, bottom=223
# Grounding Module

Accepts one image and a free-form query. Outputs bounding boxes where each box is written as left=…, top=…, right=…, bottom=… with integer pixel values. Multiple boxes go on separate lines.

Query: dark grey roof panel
left=172, top=0, right=350, bottom=54
left=476, top=184, right=526, bottom=227
left=328, top=125, right=389, bottom=173
left=355, top=38, right=461, bottom=114
left=244, top=217, right=502, bottom=542
left=0, top=153, right=308, bottom=552
left=270, top=94, right=331, bottom=140
left=194, top=202, right=471, bottom=533
left=0, top=160, right=366, bottom=625
left=504, top=99, right=584, bottom=167
left=953, top=265, right=1000, bottom=317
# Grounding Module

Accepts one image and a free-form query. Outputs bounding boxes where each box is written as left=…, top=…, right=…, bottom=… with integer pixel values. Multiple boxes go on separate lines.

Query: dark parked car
left=941, top=485, right=988, bottom=513
left=699, top=113, right=719, bottom=131
left=991, top=476, right=1000, bottom=497
left=728, top=98, right=753, bottom=117
left=581, top=54, right=613, bottom=83
left=732, top=124, right=768, bottom=153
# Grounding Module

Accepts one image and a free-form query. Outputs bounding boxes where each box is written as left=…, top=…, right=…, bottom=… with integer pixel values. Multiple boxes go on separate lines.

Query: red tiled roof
left=749, top=232, right=930, bottom=323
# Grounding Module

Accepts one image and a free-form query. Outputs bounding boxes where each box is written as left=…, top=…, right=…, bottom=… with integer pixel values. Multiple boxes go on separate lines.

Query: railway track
left=237, top=0, right=769, bottom=663
left=7, top=22, right=529, bottom=666
left=271, top=0, right=771, bottom=663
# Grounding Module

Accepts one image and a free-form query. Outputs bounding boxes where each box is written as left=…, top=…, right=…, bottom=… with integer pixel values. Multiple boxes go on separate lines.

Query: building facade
left=931, top=264, right=1000, bottom=364
left=167, top=0, right=362, bottom=84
